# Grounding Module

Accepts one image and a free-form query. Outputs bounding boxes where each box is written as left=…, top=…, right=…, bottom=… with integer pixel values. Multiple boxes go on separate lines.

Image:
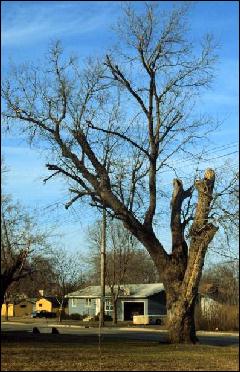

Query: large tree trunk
left=162, top=169, right=218, bottom=343
left=167, top=294, right=197, bottom=344
left=162, top=258, right=199, bottom=344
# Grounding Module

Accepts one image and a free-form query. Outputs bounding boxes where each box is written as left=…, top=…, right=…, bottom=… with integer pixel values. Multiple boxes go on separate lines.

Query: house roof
left=66, top=283, right=165, bottom=299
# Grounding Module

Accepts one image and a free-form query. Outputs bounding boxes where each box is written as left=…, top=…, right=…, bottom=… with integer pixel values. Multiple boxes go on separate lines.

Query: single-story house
left=1, top=298, right=36, bottom=317
left=66, top=283, right=166, bottom=321
left=36, top=296, right=68, bottom=314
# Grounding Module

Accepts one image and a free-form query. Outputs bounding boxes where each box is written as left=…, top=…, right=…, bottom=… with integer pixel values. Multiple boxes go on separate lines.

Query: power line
left=161, top=143, right=238, bottom=168
left=159, top=150, right=238, bottom=175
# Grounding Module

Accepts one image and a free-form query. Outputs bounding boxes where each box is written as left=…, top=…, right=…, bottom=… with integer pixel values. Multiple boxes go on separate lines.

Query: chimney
left=39, top=289, right=44, bottom=297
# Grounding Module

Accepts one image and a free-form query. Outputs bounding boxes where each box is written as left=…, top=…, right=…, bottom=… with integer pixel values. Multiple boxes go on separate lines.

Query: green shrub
left=69, top=313, right=83, bottom=320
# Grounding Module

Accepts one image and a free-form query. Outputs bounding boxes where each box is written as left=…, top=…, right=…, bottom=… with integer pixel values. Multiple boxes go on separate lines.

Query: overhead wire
left=159, top=142, right=238, bottom=168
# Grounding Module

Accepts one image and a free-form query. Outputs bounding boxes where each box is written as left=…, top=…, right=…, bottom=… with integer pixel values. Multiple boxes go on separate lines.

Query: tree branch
left=105, top=55, right=149, bottom=117
left=86, top=120, right=150, bottom=158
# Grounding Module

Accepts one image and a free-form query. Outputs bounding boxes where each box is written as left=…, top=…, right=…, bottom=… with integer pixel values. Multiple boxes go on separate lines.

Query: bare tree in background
left=200, top=261, right=239, bottom=306
left=1, top=195, right=47, bottom=312
left=208, top=165, right=239, bottom=260
left=6, top=255, right=56, bottom=299
left=51, top=248, right=84, bottom=322
left=2, top=3, right=238, bottom=343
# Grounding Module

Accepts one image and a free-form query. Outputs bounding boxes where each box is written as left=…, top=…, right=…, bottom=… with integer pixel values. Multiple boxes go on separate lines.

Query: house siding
left=69, top=298, right=97, bottom=316
left=148, top=292, right=167, bottom=315
left=1, top=304, right=14, bottom=317
left=36, top=299, right=52, bottom=312
left=15, top=301, right=34, bottom=316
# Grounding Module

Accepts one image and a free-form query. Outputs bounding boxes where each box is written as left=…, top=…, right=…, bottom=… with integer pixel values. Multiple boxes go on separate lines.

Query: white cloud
left=2, top=2, right=116, bottom=46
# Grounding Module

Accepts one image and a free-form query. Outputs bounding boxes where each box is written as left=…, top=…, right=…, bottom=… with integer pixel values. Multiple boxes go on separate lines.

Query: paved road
left=1, top=321, right=239, bottom=346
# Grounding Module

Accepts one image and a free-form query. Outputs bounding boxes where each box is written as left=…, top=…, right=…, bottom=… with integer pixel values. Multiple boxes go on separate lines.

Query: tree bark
left=166, top=291, right=198, bottom=343
left=112, top=299, right=118, bottom=325
left=162, top=169, right=218, bottom=343
left=58, top=306, right=63, bottom=322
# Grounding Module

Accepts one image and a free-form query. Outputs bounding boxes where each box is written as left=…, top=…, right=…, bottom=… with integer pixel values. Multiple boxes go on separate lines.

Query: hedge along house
left=66, top=283, right=166, bottom=321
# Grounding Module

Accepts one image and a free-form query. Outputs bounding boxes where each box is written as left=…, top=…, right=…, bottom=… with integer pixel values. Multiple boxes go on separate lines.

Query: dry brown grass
left=195, top=304, right=239, bottom=332
left=1, top=332, right=239, bottom=371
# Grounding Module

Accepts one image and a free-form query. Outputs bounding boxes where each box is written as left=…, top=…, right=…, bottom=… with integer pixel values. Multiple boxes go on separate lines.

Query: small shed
left=66, top=283, right=166, bottom=321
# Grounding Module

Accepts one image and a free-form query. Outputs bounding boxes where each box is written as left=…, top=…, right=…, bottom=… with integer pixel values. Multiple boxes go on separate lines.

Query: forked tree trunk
left=162, top=169, right=218, bottom=343
left=122, top=170, right=217, bottom=343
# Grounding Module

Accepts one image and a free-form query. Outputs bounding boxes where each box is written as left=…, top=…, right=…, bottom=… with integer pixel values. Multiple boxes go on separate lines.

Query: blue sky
left=1, top=1, right=239, bottom=258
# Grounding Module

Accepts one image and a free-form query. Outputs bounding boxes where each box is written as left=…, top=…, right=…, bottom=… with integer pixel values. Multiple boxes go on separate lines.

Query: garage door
left=124, top=302, right=144, bottom=320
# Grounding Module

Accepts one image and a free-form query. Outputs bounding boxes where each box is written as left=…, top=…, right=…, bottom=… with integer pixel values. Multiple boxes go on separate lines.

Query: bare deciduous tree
left=200, top=261, right=239, bottom=306
left=51, top=248, right=84, bottom=322
left=2, top=3, right=237, bottom=343
left=1, top=195, right=47, bottom=311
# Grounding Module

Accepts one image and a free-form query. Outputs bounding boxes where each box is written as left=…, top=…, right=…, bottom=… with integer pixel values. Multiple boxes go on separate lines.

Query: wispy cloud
left=2, top=1, right=117, bottom=46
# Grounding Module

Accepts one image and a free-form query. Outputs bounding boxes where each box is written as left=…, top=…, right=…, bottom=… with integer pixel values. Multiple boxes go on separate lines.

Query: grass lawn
left=1, top=332, right=239, bottom=371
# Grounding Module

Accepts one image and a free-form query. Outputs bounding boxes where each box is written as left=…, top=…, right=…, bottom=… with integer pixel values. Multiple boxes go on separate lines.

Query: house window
left=20, top=304, right=26, bottom=308
left=105, top=299, right=113, bottom=311
left=72, top=299, right=77, bottom=307
left=39, top=303, right=42, bottom=307
left=85, top=298, right=92, bottom=307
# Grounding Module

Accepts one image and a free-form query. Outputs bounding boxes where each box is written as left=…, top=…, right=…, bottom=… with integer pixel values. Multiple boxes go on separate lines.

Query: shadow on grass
left=198, top=335, right=239, bottom=347
left=2, top=330, right=239, bottom=347
left=1, top=331, right=103, bottom=346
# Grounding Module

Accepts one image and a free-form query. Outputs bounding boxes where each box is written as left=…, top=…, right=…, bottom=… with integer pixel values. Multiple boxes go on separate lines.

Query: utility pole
left=99, top=207, right=106, bottom=327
